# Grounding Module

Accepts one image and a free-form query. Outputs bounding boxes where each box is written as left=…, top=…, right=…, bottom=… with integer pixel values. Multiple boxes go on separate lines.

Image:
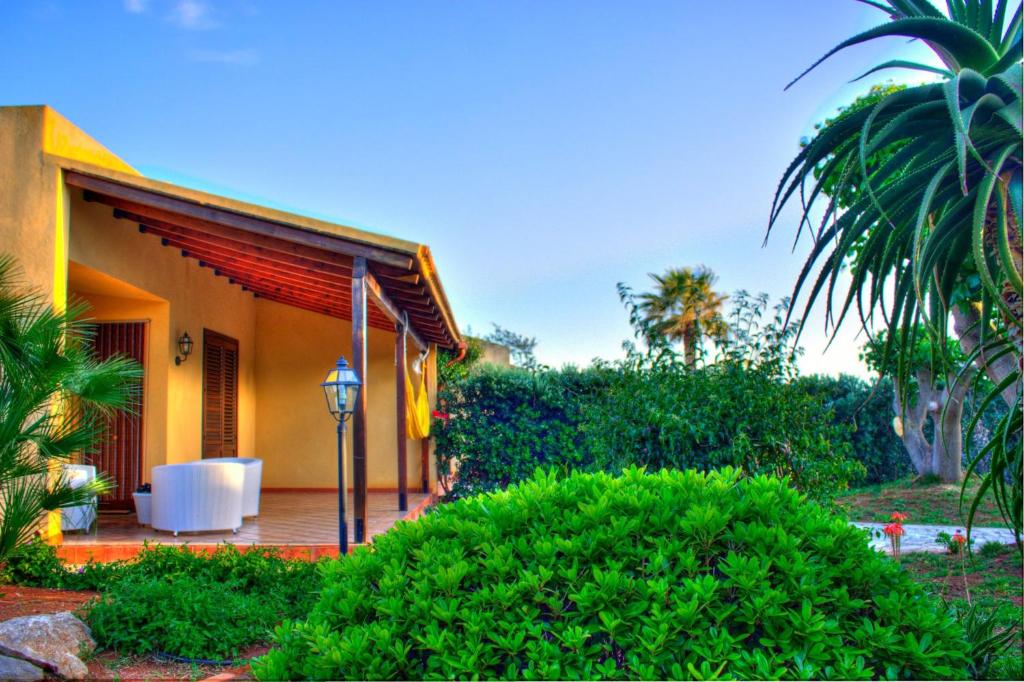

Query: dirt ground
left=836, top=475, right=1007, bottom=526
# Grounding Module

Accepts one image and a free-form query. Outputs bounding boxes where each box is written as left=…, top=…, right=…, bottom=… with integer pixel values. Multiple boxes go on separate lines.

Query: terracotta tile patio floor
left=57, top=491, right=431, bottom=563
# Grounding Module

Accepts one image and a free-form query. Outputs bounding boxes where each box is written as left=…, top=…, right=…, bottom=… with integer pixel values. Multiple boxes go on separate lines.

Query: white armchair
left=151, top=462, right=244, bottom=535
left=60, top=464, right=97, bottom=532
left=192, top=457, right=262, bottom=517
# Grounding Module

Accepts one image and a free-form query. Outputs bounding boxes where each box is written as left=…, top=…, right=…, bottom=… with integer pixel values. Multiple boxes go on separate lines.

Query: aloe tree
left=862, top=327, right=971, bottom=482
left=636, top=266, right=728, bottom=367
left=768, top=0, right=1022, bottom=542
left=0, top=255, right=141, bottom=563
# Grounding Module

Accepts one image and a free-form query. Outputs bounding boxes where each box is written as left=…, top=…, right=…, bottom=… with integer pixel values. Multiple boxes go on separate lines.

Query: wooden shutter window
left=202, top=330, right=239, bottom=458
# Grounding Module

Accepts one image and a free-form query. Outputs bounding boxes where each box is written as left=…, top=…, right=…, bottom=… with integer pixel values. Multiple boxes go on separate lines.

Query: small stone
left=0, top=654, right=44, bottom=680
left=0, top=612, right=94, bottom=680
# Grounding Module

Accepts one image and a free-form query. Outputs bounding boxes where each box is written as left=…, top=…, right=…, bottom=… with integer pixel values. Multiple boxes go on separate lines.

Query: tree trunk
left=682, top=328, right=698, bottom=368
left=953, top=303, right=1020, bottom=408
left=893, top=370, right=964, bottom=483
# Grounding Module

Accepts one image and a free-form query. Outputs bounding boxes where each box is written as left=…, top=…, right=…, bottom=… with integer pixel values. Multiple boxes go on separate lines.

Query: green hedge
left=435, top=364, right=862, bottom=501
left=796, top=374, right=911, bottom=485
left=255, top=468, right=967, bottom=680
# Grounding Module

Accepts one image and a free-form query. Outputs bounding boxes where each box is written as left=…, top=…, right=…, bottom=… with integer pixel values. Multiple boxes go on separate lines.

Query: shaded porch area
left=56, top=491, right=433, bottom=563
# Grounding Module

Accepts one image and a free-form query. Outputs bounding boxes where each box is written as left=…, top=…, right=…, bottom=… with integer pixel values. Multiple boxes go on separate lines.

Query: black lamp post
left=321, top=355, right=362, bottom=554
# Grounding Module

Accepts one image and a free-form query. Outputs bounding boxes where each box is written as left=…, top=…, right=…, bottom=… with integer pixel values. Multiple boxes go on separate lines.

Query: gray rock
left=0, top=655, right=44, bottom=680
left=0, top=612, right=94, bottom=680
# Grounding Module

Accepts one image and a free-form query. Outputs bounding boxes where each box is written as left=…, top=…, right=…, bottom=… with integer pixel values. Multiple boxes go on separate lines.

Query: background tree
left=0, top=256, right=141, bottom=563
left=485, top=324, right=540, bottom=371
left=635, top=265, right=728, bottom=367
left=768, top=0, right=1022, bottom=542
left=862, top=327, right=970, bottom=482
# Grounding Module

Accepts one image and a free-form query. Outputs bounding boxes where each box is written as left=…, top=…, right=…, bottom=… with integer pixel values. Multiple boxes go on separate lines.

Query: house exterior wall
left=68, top=193, right=259, bottom=470
left=1, top=105, right=440, bottom=504
left=255, top=299, right=436, bottom=491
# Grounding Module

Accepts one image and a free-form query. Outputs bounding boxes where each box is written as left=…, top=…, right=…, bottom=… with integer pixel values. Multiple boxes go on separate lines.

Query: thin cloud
left=171, top=0, right=217, bottom=30
left=123, top=0, right=147, bottom=13
left=186, top=48, right=258, bottom=66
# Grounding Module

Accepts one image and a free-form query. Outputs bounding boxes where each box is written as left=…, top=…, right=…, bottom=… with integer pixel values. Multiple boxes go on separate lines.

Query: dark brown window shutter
left=202, top=330, right=239, bottom=458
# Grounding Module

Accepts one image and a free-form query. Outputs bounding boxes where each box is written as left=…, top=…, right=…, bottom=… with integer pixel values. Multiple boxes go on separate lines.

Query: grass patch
left=901, top=544, right=1023, bottom=680
left=837, top=475, right=1007, bottom=526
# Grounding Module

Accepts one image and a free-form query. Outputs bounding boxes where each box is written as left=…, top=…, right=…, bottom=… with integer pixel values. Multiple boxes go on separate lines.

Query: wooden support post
left=421, top=439, right=430, bottom=494
left=395, top=324, right=409, bottom=512
left=351, top=257, right=369, bottom=542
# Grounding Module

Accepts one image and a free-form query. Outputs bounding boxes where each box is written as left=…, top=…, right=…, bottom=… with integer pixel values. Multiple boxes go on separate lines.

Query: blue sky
left=1, top=1, right=940, bottom=376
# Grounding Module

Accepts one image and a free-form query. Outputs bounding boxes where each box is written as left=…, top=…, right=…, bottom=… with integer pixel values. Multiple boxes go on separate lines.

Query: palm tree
left=0, top=255, right=141, bottom=563
left=637, top=266, right=728, bottom=367
left=768, top=0, right=1021, bottom=542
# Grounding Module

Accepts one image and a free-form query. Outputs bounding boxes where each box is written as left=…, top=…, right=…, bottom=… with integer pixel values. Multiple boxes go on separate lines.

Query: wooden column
left=395, top=323, right=409, bottom=511
left=351, top=257, right=369, bottom=542
left=421, top=439, right=430, bottom=493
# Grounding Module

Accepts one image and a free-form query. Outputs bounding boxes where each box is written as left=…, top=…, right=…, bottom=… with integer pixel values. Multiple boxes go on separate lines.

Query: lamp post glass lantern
left=321, top=355, right=362, bottom=552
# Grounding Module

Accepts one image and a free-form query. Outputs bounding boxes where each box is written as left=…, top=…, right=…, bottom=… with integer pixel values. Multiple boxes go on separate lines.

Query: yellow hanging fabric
left=405, top=351, right=431, bottom=440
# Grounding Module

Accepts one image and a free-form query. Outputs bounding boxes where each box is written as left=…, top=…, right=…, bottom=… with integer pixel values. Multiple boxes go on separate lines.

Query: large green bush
left=435, top=363, right=861, bottom=501
left=255, top=468, right=967, bottom=680
left=796, top=374, right=911, bottom=485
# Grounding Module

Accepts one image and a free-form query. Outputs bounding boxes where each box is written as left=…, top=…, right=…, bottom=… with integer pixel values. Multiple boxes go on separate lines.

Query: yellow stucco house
left=0, top=105, right=463, bottom=547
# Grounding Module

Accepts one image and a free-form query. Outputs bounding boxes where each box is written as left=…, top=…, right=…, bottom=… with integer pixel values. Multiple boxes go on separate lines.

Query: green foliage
left=255, top=468, right=968, bottom=681
left=768, top=0, right=1023, bottom=542
left=438, top=336, right=484, bottom=387
left=0, top=541, right=321, bottom=661
left=435, top=364, right=612, bottom=499
left=437, top=292, right=862, bottom=502
left=87, top=574, right=284, bottom=661
left=0, top=255, right=142, bottom=562
left=950, top=601, right=1019, bottom=680
left=583, top=363, right=862, bottom=501
left=796, top=374, right=911, bottom=484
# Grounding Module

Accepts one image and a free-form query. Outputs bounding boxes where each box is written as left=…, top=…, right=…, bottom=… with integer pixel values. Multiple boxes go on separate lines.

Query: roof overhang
left=59, top=161, right=461, bottom=349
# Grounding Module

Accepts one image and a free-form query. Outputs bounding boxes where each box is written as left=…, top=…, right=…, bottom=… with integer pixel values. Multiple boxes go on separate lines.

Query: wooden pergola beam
left=365, top=270, right=428, bottom=352
left=131, top=219, right=449, bottom=341
left=69, top=171, right=414, bottom=269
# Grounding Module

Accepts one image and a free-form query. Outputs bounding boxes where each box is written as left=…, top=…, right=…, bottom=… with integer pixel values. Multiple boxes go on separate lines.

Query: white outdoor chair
left=60, top=464, right=97, bottom=532
left=191, top=457, right=262, bottom=517
left=151, top=462, right=244, bottom=535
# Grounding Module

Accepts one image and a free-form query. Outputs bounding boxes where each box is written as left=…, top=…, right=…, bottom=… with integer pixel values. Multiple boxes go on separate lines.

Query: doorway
left=89, top=322, right=146, bottom=509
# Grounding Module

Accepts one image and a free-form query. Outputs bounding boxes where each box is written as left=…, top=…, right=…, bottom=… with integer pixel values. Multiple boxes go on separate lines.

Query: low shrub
left=255, top=468, right=967, bottom=680
left=1, top=542, right=321, bottom=661
left=87, top=573, right=285, bottom=660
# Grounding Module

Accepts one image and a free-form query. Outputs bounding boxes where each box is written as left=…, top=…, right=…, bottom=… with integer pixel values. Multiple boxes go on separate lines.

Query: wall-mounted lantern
left=175, top=331, right=194, bottom=366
